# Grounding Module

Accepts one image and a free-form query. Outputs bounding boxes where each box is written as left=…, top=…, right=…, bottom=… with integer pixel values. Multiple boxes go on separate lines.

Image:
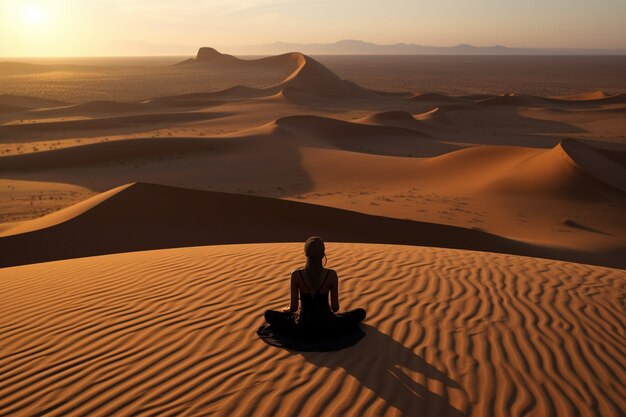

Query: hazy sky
left=1, top=0, right=625, bottom=56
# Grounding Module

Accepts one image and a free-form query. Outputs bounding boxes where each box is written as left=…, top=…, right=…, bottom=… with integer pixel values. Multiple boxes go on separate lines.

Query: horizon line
left=2, top=39, right=625, bottom=59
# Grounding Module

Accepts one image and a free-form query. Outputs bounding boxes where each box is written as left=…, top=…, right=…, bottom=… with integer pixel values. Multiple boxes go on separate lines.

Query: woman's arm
left=289, top=271, right=299, bottom=313
left=330, top=271, right=340, bottom=312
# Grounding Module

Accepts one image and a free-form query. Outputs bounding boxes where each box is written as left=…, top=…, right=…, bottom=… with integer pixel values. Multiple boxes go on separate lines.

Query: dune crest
left=551, top=90, right=626, bottom=102
left=424, top=139, right=626, bottom=200
left=277, top=53, right=370, bottom=97
left=558, top=139, right=626, bottom=193
left=0, top=182, right=535, bottom=267
left=484, top=139, right=626, bottom=198
left=2, top=182, right=623, bottom=268
left=275, top=114, right=420, bottom=138
left=410, top=92, right=473, bottom=104
left=476, top=92, right=541, bottom=107
left=359, top=110, right=418, bottom=125
left=274, top=114, right=457, bottom=156
left=50, top=100, right=149, bottom=115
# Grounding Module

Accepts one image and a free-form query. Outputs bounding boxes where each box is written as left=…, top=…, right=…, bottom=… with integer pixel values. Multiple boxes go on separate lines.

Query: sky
left=1, top=0, right=625, bottom=56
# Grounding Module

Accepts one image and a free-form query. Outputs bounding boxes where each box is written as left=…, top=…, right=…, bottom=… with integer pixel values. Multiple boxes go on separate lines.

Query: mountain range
left=98, top=39, right=626, bottom=56
left=227, top=39, right=626, bottom=56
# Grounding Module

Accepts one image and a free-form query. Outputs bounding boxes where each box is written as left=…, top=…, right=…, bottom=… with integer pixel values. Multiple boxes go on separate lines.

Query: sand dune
left=0, top=138, right=230, bottom=172
left=178, top=46, right=244, bottom=67
left=551, top=91, right=626, bottom=103
left=446, top=91, right=626, bottom=109
left=0, top=243, right=624, bottom=417
left=483, top=139, right=626, bottom=199
left=278, top=54, right=371, bottom=97
left=476, top=93, right=545, bottom=107
left=359, top=109, right=456, bottom=131
left=2, top=182, right=623, bottom=269
left=555, top=139, right=626, bottom=193
left=118, top=87, right=274, bottom=108
left=424, top=139, right=626, bottom=200
left=276, top=114, right=423, bottom=137
left=359, top=110, right=422, bottom=128
left=0, top=111, right=229, bottom=140
left=0, top=96, right=163, bottom=118
left=0, top=94, right=68, bottom=109
left=275, top=115, right=458, bottom=156
left=0, top=112, right=457, bottom=170
left=410, top=92, right=474, bottom=105
left=413, top=107, right=457, bottom=125
left=459, top=93, right=497, bottom=101
left=180, top=47, right=302, bottom=72
left=40, top=100, right=152, bottom=115
left=179, top=48, right=372, bottom=98
left=0, top=104, right=29, bottom=114
left=0, top=182, right=533, bottom=267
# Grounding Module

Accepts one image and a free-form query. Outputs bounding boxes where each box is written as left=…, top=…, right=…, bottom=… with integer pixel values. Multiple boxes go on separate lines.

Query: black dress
left=259, top=269, right=366, bottom=350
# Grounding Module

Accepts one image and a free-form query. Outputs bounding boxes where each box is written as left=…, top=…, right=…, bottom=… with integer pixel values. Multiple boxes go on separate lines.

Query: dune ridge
left=405, top=91, right=626, bottom=110
left=1, top=182, right=623, bottom=269
left=423, top=139, right=626, bottom=200
left=359, top=110, right=421, bottom=127
left=410, top=92, right=474, bottom=105
left=0, top=111, right=228, bottom=139
left=359, top=109, right=457, bottom=130
left=41, top=100, right=151, bottom=115
left=274, top=115, right=458, bottom=156
left=0, top=94, right=69, bottom=109
left=0, top=138, right=231, bottom=172
left=0, top=243, right=624, bottom=416
left=550, top=91, right=626, bottom=104
left=483, top=139, right=626, bottom=199
left=0, top=182, right=532, bottom=268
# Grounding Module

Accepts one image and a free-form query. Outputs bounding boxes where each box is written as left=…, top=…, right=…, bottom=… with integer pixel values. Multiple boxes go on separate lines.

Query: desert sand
left=1, top=48, right=625, bottom=416
left=1, top=49, right=625, bottom=267
left=1, top=243, right=625, bottom=416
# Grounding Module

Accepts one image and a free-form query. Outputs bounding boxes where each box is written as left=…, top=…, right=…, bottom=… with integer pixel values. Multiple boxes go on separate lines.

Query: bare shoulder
left=325, top=268, right=338, bottom=281
left=290, top=268, right=302, bottom=280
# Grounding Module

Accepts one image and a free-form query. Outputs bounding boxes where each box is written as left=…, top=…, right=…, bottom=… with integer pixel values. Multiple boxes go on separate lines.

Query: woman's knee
left=264, top=309, right=277, bottom=323
left=339, top=308, right=366, bottom=322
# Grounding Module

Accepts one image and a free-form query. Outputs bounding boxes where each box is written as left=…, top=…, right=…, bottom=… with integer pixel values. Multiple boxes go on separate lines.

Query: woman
left=264, top=236, right=366, bottom=338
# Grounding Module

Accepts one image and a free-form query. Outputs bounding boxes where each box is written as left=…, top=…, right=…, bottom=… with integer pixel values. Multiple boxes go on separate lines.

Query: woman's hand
left=281, top=306, right=292, bottom=313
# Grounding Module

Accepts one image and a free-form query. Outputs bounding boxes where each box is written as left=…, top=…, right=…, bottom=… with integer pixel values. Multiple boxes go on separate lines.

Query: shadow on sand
left=294, top=324, right=467, bottom=417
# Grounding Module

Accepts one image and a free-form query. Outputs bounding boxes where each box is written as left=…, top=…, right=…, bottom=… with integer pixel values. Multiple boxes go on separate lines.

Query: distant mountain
left=226, top=40, right=626, bottom=56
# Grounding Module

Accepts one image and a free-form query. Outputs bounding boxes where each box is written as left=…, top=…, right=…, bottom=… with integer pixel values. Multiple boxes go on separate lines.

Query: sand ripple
left=0, top=243, right=624, bottom=416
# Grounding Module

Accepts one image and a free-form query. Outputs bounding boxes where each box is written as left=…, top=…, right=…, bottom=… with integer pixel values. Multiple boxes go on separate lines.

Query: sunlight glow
left=0, top=0, right=624, bottom=57
left=22, top=4, right=46, bottom=27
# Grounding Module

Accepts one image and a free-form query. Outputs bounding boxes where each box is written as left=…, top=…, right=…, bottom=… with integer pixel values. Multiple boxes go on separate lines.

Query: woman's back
left=295, top=268, right=335, bottom=326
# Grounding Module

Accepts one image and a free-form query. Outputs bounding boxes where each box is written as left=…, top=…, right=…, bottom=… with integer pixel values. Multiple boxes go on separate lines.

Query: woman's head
left=304, top=236, right=325, bottom=260
left=304, top=237, right=326, bottom=284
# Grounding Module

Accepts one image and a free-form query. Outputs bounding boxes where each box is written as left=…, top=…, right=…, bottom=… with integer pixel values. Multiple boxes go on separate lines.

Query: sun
left=22, top=4, right=47, bottom=27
